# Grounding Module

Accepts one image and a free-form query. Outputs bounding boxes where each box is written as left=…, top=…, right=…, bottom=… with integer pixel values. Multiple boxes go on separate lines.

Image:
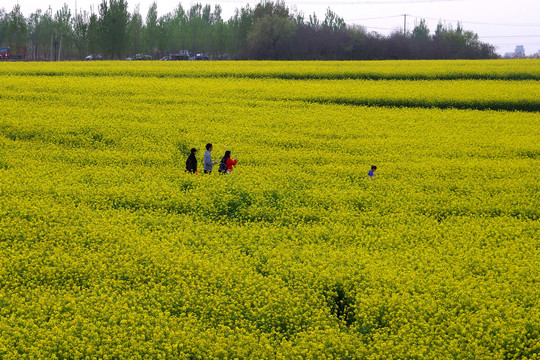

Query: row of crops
left=2, top=74, right=539, bottom=112
left=1, top=59, right=539, bottom=80
left=0, top=60, right=539, bottom=359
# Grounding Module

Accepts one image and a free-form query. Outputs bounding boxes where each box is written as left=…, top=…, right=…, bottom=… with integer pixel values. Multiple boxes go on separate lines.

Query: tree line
left=0, top=0, right=498, bottom=61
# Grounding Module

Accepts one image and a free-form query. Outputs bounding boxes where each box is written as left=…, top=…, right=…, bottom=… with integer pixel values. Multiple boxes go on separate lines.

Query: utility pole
left=403, top=14, right=407, bottom=36
left=49, top=6, right=54, bottom=61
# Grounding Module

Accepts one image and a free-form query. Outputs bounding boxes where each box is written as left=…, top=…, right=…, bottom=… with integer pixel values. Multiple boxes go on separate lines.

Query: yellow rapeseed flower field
left=0, top=60, right=539, bottom=359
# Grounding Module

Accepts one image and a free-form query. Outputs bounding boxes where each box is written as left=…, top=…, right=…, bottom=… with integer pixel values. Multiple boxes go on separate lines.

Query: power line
left=233, top=0, right=467, bottom=4
left=197, top=0, right=464, bottom=3
left=364, top=25, right=396, bottom=30
left=344, top=13, right=540, bottom=41
left=480, top=35, right=540, bottom=38
left=492, top=43, right=540, bottom=46
left=348, top=13, right=540, bottom=28
left=406, top=14, right=540, bottom=27
left=346, top=14, right=403, bottom=21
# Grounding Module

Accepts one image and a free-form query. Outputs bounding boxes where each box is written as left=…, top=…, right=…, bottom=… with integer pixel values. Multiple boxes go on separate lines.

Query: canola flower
left=0, top=60, right=539, bottom=359
left=0, top=59, right=539, bottom=80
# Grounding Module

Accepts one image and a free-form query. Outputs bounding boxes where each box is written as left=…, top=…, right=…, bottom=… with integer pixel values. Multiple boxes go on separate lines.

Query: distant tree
left=343, top=25, right=368, bottom=59
left=386, top=31, right=412, bottom=59
left=435, top=22, right=444, bottom=37
left=227, top=5, right=253, bottom=58
left=308, top=13, right=320, bottom=28
left=156, top=13, right=172, bottom=57
left=410, top=19, right=430, bottom=58
left=412, top=19, right=429, bottom=40
left=99, top=0, right=129, bottom=59
left=247, top=15, right=294, bottom=59
left=0, top=10, right=8, bottom=45
left=54, top=4, right=71, bottom=60
left=429, top=21, right=497, bottom=59
left=211, top=5, right=228, bottom=56
left=37, top=10, right=55, bottom=60
left=247, top=1, right=296, bottom=59
left=185, top=3, right=212, bottom=54
left=171, top=3, right=188, bottom=51
left=26, top=10, right=41, bottom=60
left=0, top=0, right=500, bottom=61
left=127, top=5, right=143, bottom=56
left=6, top=5, right=27, bottom=49
left=200, top=3, right=213, bottom=53
left=293, top=11, right=304, bottom=27
left=144, top=2, right=159, bottom=54
left=322, top=8, right=345, bottom=31
left=168, top=13, right=181, bottom=54
left=87, top=12, right=100, bottom=56
left=73, top=10, right=90, bottom=59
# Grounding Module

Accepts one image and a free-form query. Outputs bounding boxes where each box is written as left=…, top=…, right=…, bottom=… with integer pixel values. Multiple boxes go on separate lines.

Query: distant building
left=515, top=45, right=525, bottom=58
left=504, top=45, right=527, bottom=59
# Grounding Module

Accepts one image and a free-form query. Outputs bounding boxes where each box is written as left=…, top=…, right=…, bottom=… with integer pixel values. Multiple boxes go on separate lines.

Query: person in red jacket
left=219, top=150, right=237, bottom=174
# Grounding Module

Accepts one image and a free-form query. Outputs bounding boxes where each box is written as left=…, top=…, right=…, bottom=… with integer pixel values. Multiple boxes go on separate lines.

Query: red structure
left=0, top=46, right=27, bottom=60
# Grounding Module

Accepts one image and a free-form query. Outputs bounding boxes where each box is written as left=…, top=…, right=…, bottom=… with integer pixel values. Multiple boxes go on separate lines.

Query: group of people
left=185, top=143, right=237, bottom=174
left=186, top=143, right=376, bottom=178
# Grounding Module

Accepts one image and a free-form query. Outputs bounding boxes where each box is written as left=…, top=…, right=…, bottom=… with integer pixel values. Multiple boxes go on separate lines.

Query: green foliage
left=322, top=8, right=345, bottom=31
left=144, top=1, right=159, bottom=54
left=412, top=19, right=430, bottom=40
left=72, top=11, right=90, bottom=59
left=6, top=4, right=27, bottom=48
left=3, top=1, right=500, bottom=60
left=99, top=0, right=129, bottom=59
left=247, top=14, right=296, bottom=59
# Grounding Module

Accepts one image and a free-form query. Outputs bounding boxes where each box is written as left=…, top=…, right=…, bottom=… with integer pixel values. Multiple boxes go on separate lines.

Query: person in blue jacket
left=368, top=165, right=377, bottom=179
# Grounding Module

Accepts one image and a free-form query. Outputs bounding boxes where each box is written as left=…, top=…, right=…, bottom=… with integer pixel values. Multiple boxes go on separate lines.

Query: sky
left=4, top=0, right=540, bottom=55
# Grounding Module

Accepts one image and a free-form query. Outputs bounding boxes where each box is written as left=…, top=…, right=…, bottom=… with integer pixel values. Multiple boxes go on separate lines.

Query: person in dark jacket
left=186, top=148, right=198, bottom=173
